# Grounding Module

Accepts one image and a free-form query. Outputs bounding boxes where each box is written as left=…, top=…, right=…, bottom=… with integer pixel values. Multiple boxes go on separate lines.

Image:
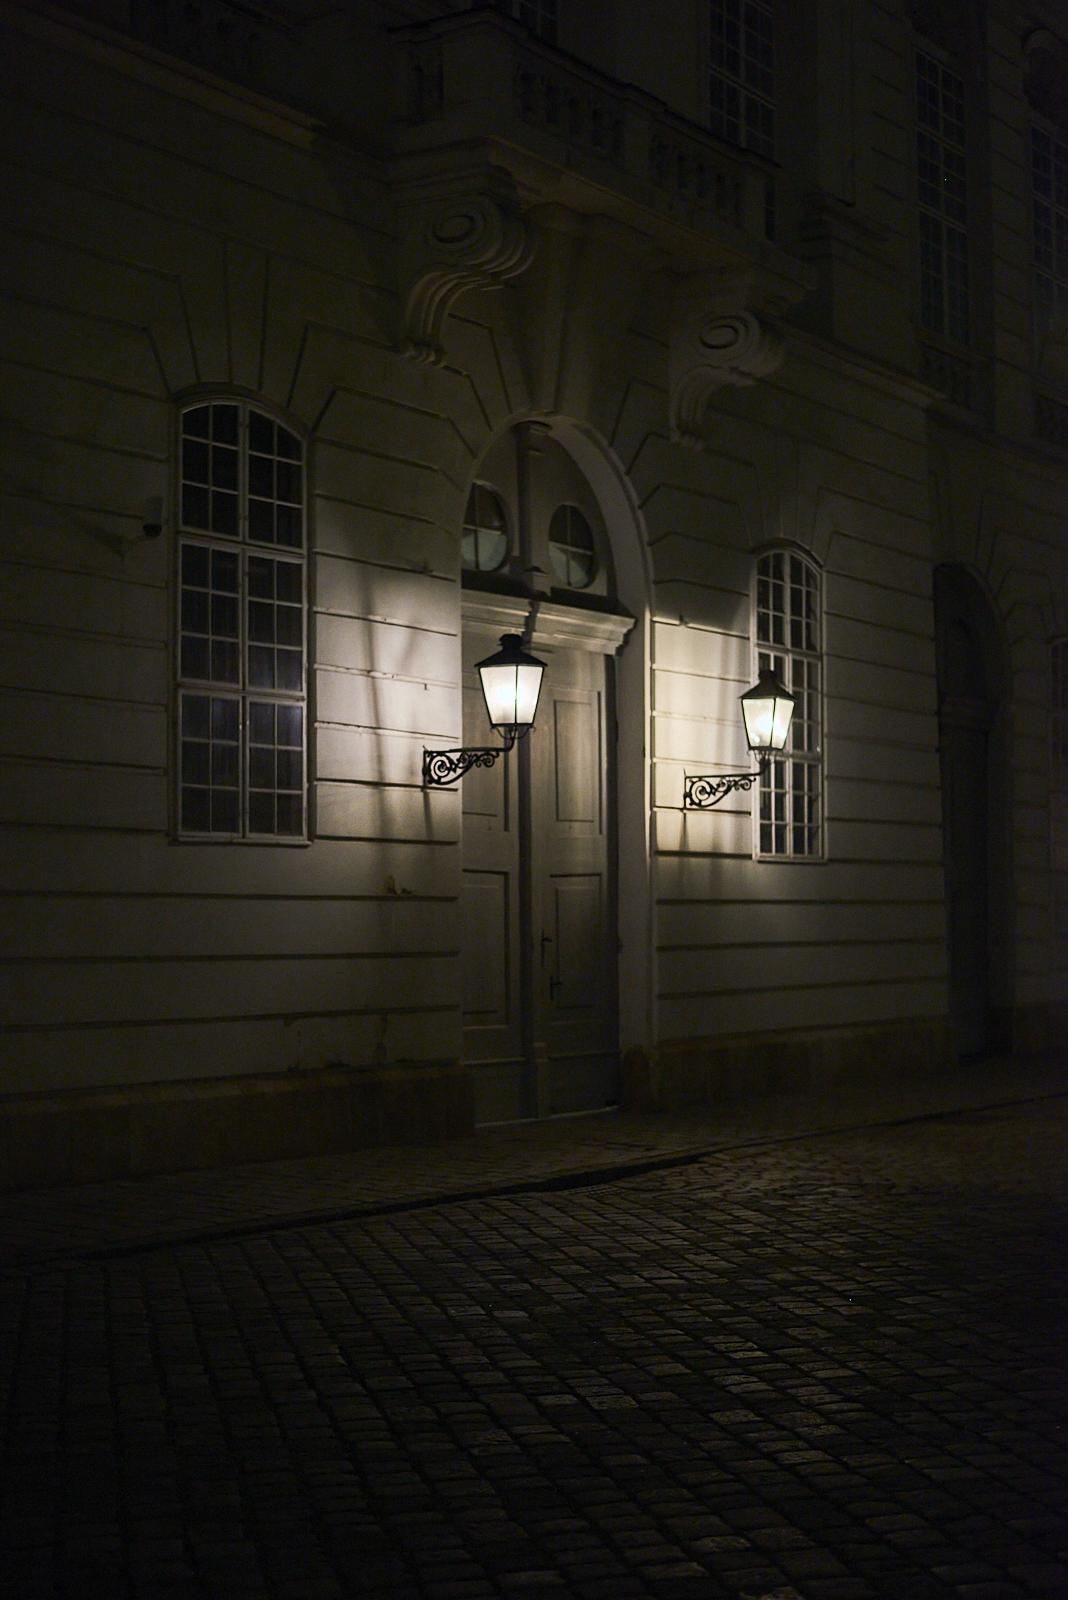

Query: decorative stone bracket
left=400, top=187, right=535, bottom=365
left=669, top=300, right=784, bottom=447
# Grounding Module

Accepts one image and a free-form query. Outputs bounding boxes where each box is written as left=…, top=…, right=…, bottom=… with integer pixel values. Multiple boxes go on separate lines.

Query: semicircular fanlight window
left=462, top=484, right=509, bottom=572
left=548, top=504, right=596, bottom=589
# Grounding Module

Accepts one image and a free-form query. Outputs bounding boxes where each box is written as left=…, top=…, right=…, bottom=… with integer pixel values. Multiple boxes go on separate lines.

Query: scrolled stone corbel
left=402, top=191, right=535, bottom=365
left=669, top=306, right=784, bottom=448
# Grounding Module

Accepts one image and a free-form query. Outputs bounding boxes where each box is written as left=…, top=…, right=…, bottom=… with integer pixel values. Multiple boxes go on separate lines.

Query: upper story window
left=177, top=401, right=306, bottom=841
left=1033, top=124, right=1068, bottom=335
left=916, top=50, right=969, bottom=344
left=498, top=0, right=556, bottom=45
left=755, top=551, right=822, bottom=858
left=709, top=0, right=774, bottom=160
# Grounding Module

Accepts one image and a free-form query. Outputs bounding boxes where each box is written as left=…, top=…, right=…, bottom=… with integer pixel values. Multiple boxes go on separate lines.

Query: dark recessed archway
left=933, top=566, right=1011, bottom=1057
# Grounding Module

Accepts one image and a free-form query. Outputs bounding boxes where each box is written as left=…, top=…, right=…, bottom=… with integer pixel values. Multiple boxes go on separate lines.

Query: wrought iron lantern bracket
left=684, top=757, right=770, bottom=810
left=423, top=734, right=520, bottom=788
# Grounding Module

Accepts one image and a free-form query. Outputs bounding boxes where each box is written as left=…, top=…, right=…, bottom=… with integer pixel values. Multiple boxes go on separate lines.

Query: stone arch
left=455, top=415, right=655, bottom=1117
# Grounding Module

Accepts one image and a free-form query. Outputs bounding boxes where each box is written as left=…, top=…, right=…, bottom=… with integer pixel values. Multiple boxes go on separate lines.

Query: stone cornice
left=461, top=590, right=635, bottom=655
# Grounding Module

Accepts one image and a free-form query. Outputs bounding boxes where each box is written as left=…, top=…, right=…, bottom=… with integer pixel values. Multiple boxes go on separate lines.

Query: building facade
left=0, top=0, right=1065, bottom=1186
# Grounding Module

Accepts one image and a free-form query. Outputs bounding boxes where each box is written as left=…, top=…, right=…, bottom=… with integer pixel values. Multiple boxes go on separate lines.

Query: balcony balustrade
left=393, top=10, right=777, bottom=248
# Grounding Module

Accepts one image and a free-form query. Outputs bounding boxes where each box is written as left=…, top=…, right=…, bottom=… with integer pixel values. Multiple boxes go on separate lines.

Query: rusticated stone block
left=0, top=1060, right=474, bottom=1192
left=620, top=1016, right=956, bottom=1114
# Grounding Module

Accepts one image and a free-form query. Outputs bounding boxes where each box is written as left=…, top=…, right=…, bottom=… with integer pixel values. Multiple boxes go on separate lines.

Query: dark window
left=709, top=0, right=774, bottom=160
left=1033, top=124, right=1068, bottom=335
left=916, top=51, right=969, bottom=344
left=178, top=403, right=306, bottom=839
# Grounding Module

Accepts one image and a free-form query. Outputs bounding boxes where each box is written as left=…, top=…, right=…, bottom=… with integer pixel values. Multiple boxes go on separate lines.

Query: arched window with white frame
left=754, top=549, right=822, bottom=858
left=176, top=399, right=307, bottom=840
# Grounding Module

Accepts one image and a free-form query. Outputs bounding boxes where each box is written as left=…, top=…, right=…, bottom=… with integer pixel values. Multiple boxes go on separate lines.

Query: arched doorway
left=934, top=566, right=1008, bottom=1056
left=459, top=423, right=640, bottom=1122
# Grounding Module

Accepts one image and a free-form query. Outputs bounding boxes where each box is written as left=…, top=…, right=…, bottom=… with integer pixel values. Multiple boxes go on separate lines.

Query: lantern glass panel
left=476, top=636, right=545, bottom=733
left=740, top=671, right=795, bottom=752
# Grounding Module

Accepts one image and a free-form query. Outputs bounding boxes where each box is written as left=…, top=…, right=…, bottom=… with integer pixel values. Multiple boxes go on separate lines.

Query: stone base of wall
left=1012, top=1000, right=1068, bottom=1056
left=0, top=1060, right=474, bottom=1192
left=619, top=1015, right=956, bottom=1114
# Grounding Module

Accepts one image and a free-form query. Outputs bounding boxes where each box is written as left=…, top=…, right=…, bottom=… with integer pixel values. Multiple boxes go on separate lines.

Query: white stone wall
left=0, top=0, right=1066, bottom=1106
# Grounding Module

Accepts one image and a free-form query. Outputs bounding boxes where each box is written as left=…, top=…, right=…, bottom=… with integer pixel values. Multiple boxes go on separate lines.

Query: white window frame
left=175, top=398, right=308, bottom=844
left=753, top=549, right=824, bottom=861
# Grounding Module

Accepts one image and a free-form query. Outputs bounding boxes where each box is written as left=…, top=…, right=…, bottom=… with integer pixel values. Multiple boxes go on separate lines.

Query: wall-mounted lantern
left=684, top=668, right=798, bottom=808
left=424, top=634, right=547, bottom=787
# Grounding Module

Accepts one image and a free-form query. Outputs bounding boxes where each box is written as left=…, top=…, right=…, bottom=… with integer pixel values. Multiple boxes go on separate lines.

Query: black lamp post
left=424, top=634, right=547, bottom=787
left=684, top=668, right=798, bottom=808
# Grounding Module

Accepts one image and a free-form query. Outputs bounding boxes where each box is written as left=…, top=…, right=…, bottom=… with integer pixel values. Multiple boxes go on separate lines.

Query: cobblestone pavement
left=0, top=1088, right=1065, bottom=1600
left=0, top=1058, right=1064, bottom=1270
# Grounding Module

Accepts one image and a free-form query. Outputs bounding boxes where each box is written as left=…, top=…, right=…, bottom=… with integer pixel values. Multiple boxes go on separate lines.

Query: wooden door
left=531, top=644, right=617, bottom=1115
left=459, top=632, right=524, bottom=1122
left=461, top=630, right=617, bottom=1121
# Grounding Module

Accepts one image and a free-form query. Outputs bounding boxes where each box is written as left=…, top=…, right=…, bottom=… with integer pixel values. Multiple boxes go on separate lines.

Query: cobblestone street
left=0, top=1079, right=1065, bottom=1600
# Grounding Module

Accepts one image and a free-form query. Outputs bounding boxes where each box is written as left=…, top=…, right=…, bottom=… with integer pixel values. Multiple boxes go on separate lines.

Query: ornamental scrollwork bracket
left=423, top=746, right=505, bottom=787
left=683, top=760, right=769, bottom=809
left=669, top=285, right=784, bottom=447
left=401, top=187, right=535, bottom=366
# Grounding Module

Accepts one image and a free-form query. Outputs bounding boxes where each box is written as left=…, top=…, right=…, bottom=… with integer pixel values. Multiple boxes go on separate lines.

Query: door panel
left=534, top=648, right=617, bottom=1115
left=553, top=696, right=600, bottom=827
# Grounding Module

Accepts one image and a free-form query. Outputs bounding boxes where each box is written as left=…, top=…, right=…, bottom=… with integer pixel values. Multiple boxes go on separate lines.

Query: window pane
left=246, top=408, right=304, bottom=548
left=184, top=406, right=210, bottom=439
left=248, top=697, right=304, bottom=837
left=248, top=455, right=273, bottom=499
left=248, top=500, right=274, bottom=542
left=180, top=692, right=240, bottom=835
left=211, top=404, right=238, bottom=445
left=462, top=484, right=509, bottom=572
left=548, top=505, right=597, bottom=589
left=182, top=438, right=209, bottom=485
left=182, top=484, right=210, bottom=531
left=248, top=410, right=274, bottom=454
left=248, top=645, right=275, bottom=688
left=211, top=490, right=238, bottom=537
left=180, top=540, right=240, bottom=686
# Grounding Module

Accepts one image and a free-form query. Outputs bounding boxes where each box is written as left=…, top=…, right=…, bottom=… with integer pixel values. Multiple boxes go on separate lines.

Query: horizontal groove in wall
left=0, top=949, right=459, bottom=966
left=659, top=974, right=944, bottom=1002
left=0, top=1002, right=459, bottom=1036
